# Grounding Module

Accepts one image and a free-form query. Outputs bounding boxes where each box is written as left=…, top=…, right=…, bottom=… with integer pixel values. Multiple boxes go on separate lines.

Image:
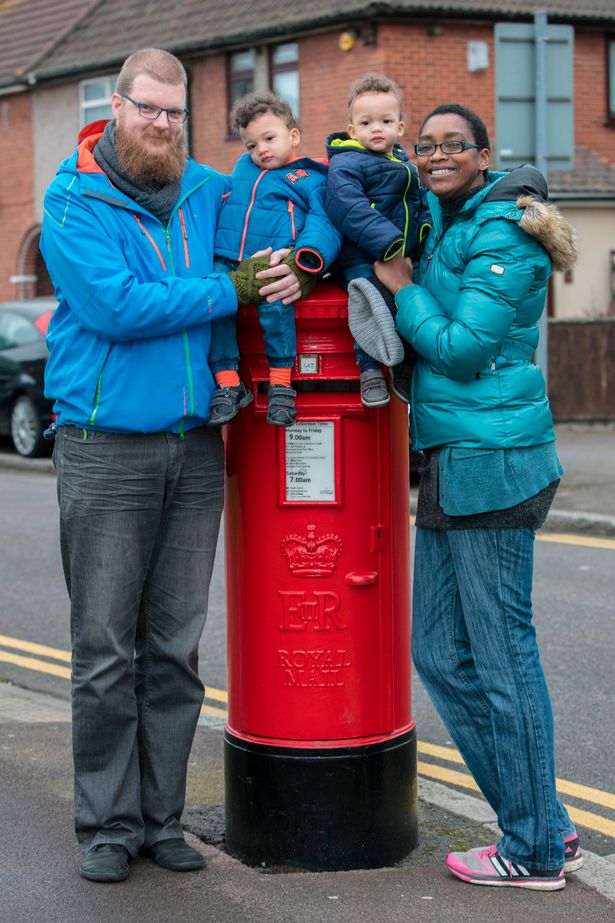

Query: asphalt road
left=1, top=465, right=614, bottom=860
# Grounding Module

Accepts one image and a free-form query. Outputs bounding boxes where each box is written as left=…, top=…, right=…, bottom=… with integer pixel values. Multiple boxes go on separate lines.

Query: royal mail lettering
left=278, top=648, right=351, bottom=687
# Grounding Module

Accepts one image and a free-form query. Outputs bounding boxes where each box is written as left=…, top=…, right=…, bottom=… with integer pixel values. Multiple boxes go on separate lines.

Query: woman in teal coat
left=375, top=104, right=580, bottom=891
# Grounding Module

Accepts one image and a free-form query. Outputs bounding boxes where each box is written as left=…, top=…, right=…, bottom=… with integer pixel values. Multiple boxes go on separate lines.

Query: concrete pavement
left=1, top=683, right=615, bottom=923
left=1, top=423, right=614, bottom=920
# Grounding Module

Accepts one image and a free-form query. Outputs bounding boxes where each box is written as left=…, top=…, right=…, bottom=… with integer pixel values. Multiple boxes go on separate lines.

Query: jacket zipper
left=179, top=207, right=190, bottom=268
left=387, top=153, right=413, bottom=252
left=89, top=374, right=103, bottom=426
left=161, top=223, right=194, bottom=437
left=401, top=163, right=412, bottom=250
left=288, top=200, right=296, bottom=240
left=133, top=215, right=167, bottom=270
left=238, top=171, right=266, bottom=261
left=135, top=212, right=195, bottom=439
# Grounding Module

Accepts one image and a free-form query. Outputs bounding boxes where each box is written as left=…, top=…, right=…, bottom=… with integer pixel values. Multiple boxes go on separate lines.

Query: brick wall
left=189, top=21, right=495, bottom=172
left=0, top=93, right=35, bottom=301
left=574, top=28, right=614, bottom=162
left=190, top=21, right=614, bottom=175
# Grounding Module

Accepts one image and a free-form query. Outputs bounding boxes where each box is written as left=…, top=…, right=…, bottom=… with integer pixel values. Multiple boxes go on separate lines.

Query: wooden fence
left=548, top=318, right=615, bottom=421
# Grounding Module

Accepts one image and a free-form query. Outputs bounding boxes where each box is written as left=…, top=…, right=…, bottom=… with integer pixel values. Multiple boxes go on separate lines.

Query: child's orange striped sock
left=269, top=367, right=292, bottom=387
left=215, top=370, right=240, bottom=388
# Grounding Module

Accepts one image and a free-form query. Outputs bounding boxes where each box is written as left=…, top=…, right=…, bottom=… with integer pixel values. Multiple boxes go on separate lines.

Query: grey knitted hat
left=347, top=277, right=404, bottom=367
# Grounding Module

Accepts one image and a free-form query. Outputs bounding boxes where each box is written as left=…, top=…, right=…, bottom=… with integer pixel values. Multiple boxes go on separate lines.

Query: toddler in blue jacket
left=325, top=74, right=430, bottom=407
left=208, top=92, right=341, bottom=427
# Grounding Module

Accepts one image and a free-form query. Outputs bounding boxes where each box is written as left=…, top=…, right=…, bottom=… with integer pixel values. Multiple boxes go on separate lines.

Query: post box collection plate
left=285, top=422, right=335, bottom=501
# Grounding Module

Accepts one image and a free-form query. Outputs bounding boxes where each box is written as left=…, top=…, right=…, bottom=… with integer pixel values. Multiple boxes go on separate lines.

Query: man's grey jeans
left=54, top=425, right=224, bottom=855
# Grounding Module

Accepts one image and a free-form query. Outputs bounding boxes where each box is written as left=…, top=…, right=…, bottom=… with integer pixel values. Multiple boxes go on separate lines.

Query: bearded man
left=41, top=48, right=301, bottom=884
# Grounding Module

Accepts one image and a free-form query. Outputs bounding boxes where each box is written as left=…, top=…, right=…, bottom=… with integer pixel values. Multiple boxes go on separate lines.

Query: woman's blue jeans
left=412, top=526, right=575, bottom=871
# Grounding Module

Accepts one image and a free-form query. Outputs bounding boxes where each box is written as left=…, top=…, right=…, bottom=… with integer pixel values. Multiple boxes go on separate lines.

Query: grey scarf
left=93, top=120, right=182, bottom=223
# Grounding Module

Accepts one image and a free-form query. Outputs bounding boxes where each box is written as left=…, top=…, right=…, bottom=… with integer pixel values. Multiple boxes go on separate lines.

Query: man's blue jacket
left=41, top=131, right=237, bottom=434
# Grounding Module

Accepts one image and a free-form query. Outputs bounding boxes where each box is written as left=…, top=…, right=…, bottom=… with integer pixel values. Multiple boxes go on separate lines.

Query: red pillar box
left=223, top=281, right=416, bottom=871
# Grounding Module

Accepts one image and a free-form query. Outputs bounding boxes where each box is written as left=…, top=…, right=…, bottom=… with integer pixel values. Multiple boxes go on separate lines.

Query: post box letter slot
left=344, top=571, right=378, bottom=587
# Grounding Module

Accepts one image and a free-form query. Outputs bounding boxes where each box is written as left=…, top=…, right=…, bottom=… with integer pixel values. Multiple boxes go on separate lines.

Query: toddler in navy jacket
left=325, top=74, right=430, bottom=407
left=208, top=92, right=341, bottom=427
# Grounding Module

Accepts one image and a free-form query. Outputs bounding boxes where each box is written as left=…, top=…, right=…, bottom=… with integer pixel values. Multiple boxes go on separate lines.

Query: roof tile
left=28, top=0, right=615, bottom=82
left=0, top=0, right=101, bottom=89
left=550, top=147, right=615, bottom=197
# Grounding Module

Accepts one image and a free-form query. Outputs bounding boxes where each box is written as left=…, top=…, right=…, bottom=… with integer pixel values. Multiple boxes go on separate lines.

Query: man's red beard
left=115, top=120, right=187, bottom=185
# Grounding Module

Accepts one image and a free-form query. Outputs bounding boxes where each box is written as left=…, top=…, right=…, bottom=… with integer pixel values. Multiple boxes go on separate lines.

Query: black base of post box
left=224, top=728, right=417, bottom=871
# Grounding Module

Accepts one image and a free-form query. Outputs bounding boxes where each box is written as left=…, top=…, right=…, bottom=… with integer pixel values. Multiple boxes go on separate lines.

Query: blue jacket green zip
left=42, top=130, right=237, bottom=435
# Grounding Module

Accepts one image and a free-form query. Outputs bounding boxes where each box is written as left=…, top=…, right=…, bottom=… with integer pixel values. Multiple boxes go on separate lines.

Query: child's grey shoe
left=266, top=385, right=297, bottom=426
left=207, top=381, right=253, bottom=426
left=391, top=362, right=412, bottom=403
left=360, top=369, right=390, bottom=407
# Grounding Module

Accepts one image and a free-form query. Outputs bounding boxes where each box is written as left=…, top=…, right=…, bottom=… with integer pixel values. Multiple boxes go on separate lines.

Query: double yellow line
left=418, top=740, right=615, bottom=839
left=537, top=532, right=615, bottom=550
left=0, top=633, right=227, bottom=718
left=0, top=634, right=71, bottom=679
left=1, top=630, right=614, bottom=839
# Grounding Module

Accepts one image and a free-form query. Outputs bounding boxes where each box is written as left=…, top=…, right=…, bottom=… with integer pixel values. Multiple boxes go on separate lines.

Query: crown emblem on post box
left=281, top=524, right=343, bottom=577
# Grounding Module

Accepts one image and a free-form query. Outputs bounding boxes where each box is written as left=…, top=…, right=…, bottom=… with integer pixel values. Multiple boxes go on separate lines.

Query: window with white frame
left=79, top=75, right=117, bottom=127
left=229, top=49, right=257, bottom=111
left=227, top=42, right=300, bottom=132
left=270, top=42, right=299, bottom=117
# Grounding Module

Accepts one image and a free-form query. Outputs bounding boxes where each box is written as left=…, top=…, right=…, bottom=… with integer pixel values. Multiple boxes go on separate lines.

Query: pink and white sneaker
left=446, top=845, right=566, bottom=891
left=564, top=834, right=583, bottom=873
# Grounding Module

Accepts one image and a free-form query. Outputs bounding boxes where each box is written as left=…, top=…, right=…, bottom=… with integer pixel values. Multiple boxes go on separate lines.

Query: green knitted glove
left=227, top=249, right=318, bottom=304
left=280, top=249, right=318, bottom=300
left=227, top=254, right=272, bottom=305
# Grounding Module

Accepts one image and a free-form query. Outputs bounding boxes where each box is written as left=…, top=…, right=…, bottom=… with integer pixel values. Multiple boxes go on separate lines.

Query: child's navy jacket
left=325, top=132, right=431, bottom=273
left=215, top=152, right=341, bottom=274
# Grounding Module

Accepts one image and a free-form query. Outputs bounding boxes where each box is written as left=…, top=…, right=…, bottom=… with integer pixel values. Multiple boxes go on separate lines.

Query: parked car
left=0, top=297, right=56, bottom=458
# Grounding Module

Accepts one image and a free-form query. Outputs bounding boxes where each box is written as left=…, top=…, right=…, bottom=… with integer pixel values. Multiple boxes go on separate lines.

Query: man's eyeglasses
left=414, top=141, right=480, bottom=157
left=121, top=94, right=189, bottom=124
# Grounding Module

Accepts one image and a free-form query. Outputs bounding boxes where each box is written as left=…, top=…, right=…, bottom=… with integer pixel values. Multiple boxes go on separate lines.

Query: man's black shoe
left=143, top=838, right=207, bottom=871
left=79, top=844, right=130, bottom=882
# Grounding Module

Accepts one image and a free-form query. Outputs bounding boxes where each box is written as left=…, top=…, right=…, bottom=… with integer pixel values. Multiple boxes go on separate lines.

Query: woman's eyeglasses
left=414, top=141, right=480, bottom=157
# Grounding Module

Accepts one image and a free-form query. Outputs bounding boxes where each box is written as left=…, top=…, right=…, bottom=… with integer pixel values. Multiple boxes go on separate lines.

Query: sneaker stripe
left=490, top=854, right=510, bottom=876
left=489, top=853, right=533, bottom=879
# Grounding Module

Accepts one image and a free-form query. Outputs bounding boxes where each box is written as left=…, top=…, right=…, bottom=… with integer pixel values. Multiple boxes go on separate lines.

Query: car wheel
left=10, top=395, right=47, bottom=458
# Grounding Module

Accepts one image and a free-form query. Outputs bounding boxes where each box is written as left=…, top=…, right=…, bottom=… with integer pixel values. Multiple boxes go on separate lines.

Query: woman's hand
left=253, top=247, right=301, bottom=305
left=374, top=253, right=414, bottom=296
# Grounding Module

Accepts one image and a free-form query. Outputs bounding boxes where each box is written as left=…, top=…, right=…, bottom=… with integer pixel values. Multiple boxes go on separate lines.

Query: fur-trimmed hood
left=480, top=165, right=577, bottom=272
left=516, top=194, right=577, bottom=272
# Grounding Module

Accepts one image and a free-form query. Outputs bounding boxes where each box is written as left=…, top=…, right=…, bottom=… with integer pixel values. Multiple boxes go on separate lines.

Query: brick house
left=3, top=0, right=615, bottom=317
left=0, top=0, right=101, bottom=301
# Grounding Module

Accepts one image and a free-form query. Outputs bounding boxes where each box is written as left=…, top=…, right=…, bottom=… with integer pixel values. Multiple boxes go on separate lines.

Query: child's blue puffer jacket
left=215, top=152, right=341, bottom=274
left=324, top=133, right=431, bottom=272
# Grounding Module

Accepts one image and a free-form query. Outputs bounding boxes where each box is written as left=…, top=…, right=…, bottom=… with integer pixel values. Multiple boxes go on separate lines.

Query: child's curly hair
left=231, top=91, right=299, bottom=133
